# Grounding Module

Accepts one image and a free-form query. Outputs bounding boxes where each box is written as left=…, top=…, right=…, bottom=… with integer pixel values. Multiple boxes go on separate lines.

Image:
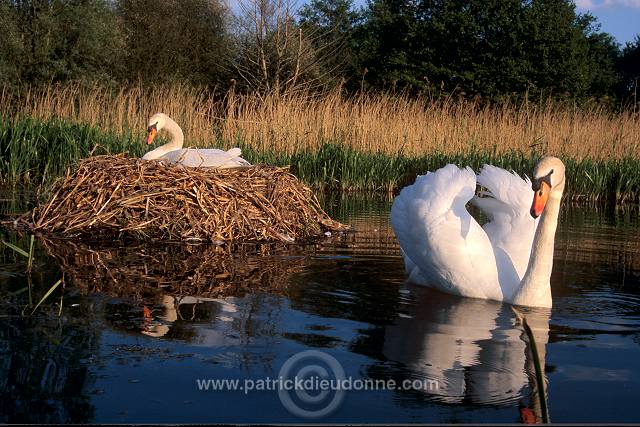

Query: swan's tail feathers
left=474, top=164, right=532, bottom=213
left=226, top=147, right=242, bottom=157
left=225, top=148, right=251, bottom=167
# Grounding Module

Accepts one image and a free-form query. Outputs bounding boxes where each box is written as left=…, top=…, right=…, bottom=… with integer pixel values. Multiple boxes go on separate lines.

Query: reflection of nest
left=24, top=155, right=347, bottom=242
left=41, top=237, right=308, bottom=301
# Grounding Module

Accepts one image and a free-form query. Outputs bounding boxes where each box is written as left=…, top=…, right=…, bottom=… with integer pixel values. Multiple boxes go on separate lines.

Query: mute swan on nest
left=143, top=113, right=251, bottom=169
left=391, top=157, right=565, bottom=308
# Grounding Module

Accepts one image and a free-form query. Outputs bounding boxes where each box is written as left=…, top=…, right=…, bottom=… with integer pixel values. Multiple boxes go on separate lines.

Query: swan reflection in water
left=140, top=294, right=242, bottom=346
left=135, top=283, right=550, bottom=421
left=381, top=285, right=550, bottom=422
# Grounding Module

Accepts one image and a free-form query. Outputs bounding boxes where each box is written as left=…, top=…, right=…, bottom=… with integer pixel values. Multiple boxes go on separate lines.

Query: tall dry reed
left=2, top=83, right=638, bottom=161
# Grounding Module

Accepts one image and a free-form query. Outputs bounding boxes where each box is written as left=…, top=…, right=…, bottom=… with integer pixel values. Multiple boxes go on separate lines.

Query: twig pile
left=25, top=154, right=347, bottom=242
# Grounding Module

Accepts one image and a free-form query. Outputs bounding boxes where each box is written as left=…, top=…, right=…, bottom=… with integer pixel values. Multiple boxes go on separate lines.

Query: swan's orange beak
left=146, top=127, right=157, bottom=145
left=530, top=181, right=550, bottom=218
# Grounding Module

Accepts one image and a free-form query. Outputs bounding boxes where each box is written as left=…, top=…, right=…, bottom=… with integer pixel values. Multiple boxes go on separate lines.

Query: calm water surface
left=0, top=193, right=639, bottom=423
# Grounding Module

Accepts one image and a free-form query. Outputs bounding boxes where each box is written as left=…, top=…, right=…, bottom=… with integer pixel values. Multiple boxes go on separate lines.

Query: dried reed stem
left=2, top=83, right=638, bottom=161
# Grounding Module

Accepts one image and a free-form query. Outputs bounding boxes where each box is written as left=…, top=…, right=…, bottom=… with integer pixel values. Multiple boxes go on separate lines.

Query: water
left=1, top=193, right=639, bottom=423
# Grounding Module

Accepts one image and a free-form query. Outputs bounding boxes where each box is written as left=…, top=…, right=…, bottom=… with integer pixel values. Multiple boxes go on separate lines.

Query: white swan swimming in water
left=390, top=156, right=565, bottom=308
left=143, top=113, right=251, bottom=169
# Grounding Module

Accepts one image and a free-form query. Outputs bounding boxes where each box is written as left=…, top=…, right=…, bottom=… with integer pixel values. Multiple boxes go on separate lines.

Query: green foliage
left=116, top=0, right=230, bottom=86
left=354, top=0, right=620, bottom=101
left=353, top=0, right=423, bottom=91
left=584, top=30, right=620, bottom=100
left=618, top=36, right=640, bottom=104
left=0, top=0, right=123, bottom=86
left=0, top=0, right=229, bottom=87
left=0, top=0, right=636, bottom=104
left=2, top=116, right=639, bottom=202
left=0, top=1, right=24, bottom=85
left=0, top=116, right=144, bottom=187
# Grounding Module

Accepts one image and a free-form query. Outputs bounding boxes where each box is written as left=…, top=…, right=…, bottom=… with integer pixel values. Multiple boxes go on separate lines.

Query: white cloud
left=575, top=0, right=640, bottom=10
left=574, top=0, right=595, bottom=8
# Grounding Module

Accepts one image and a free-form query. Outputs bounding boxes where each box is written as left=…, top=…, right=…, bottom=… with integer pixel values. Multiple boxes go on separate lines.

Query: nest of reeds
left=40, top=238, right=305, bottom=302
left=23, top=154, right=347, bottom=242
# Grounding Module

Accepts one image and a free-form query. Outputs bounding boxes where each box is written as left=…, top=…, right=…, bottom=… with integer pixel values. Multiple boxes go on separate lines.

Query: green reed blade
left=1, top=240, right=29, bottom=258
left=27, top=234, right=34, bottom=272
left=513, top=307, right=550, bottom=424
left=29, top=278, right=62, bottom=316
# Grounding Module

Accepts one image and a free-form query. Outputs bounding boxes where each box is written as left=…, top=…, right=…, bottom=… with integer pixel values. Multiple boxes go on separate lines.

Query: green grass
left=1, top=115, right=640, bottom=202
left=0, top=115, right=145, bottom=187
left=1, top=233, right=63, bottom=316
left=1, top=234, right=34, bottom=272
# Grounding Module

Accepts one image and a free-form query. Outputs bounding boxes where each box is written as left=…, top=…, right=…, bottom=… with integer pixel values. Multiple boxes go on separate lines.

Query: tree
left=117, top=0, right=230, bottom=86
left=298, top=0, right=359, bottom=87
left=354, top=0, right=422, bottom=91
left=618, top=35, right=640, bottom=104
left=353, top=0, right=620, bottom=100
left=54, top=0, right=125, bottom=82
left=582, top=25, right=619, bottom=100
left=0, top=1, right=24, bottom=86
left=0, top=0, right=123, bottom=86
left=232, top=0, right=329, bottom=92
left=418, top=0, right=532, bottom=98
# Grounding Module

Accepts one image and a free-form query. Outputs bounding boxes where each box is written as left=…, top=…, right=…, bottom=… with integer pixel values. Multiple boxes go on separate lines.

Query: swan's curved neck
left=143, top=117, right=184, bottom=160
left=512, top=190, right=563, bottom=308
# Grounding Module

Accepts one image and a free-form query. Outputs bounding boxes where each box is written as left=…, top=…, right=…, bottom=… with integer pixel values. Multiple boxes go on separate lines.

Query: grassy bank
left=1, top=116, right=639, bottom=202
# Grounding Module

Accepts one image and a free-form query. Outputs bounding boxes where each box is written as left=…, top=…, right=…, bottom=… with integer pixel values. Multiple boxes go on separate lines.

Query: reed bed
left=1, top=83, right=640, bottom=200
left=2, top=82, right=639, bottom=159
left=22, top=154, right=347, bottom=242
left=2, top=117, right=640, bottom=200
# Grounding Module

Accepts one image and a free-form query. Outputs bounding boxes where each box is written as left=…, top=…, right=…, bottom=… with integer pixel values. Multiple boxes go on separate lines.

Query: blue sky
left=574, top=0, right=640, bottom=45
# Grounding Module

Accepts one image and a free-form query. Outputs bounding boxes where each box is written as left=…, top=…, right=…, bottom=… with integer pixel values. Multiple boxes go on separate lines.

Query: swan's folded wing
left=391, top=164, right=502, bottom=300
left=474, top=165, right=533, bottom=213
left=224, top=147, right=252, bottom=168
left=161, top=148, right=251, bottom=168
left=202, top=148, right=251, bottom=168
left=226, top=148, right=242, bottom=157
left=471, top=165, right=538, bottom=280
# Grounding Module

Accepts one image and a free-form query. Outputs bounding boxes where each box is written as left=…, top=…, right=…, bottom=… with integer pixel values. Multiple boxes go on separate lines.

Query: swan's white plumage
left=391, top=165, right=503, bottom=301
left=391, top=162, right=552, bottom=306
left=151, top=147, right=250, bottom=168
left=142, top=113, right=250, bottom=169
left=471, top=165, right=538, bottom=282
